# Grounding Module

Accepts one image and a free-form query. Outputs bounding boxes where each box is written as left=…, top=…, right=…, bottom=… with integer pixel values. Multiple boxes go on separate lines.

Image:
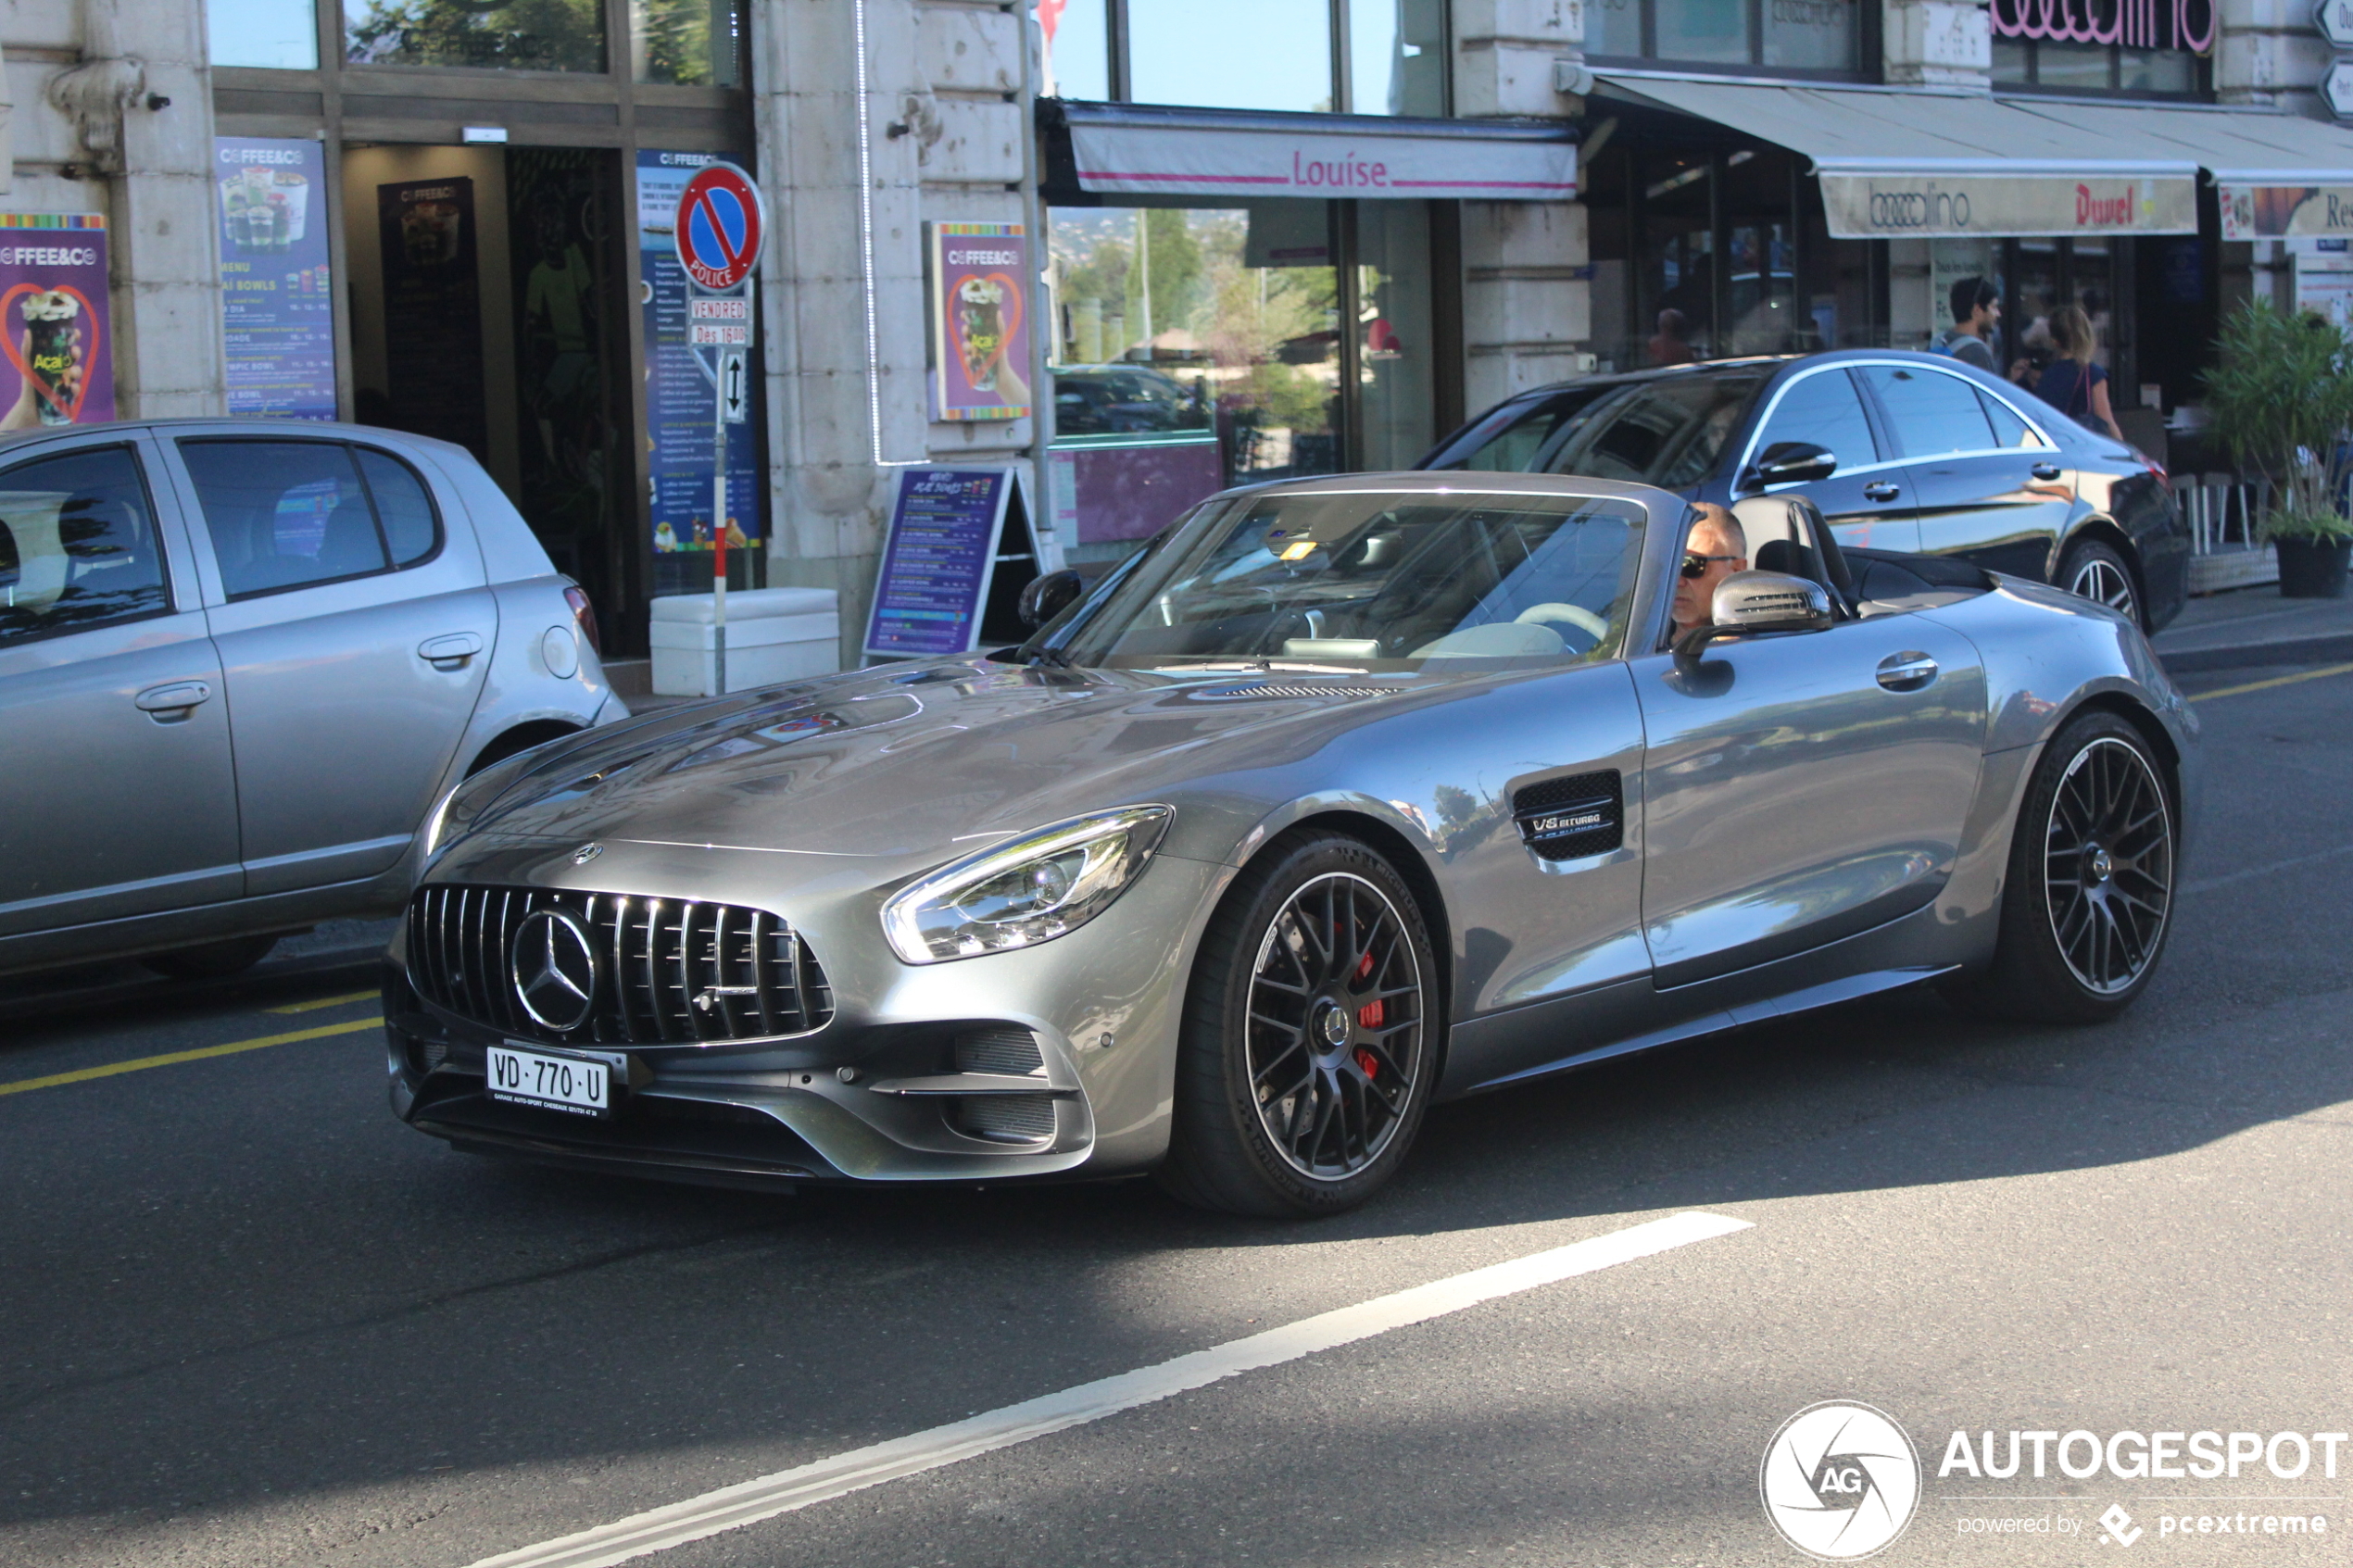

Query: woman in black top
left=2034, top=304, right=2124, bottom=441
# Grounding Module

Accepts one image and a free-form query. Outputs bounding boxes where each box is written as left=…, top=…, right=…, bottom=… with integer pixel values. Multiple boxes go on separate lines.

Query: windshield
left=1428, top=374, right=1765, bottom=489
left=1046, top=488, right=1648, bottom=672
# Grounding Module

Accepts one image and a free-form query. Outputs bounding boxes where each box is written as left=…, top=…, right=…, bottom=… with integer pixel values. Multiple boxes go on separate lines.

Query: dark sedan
left=1418, top=350, right=2189, bottom=631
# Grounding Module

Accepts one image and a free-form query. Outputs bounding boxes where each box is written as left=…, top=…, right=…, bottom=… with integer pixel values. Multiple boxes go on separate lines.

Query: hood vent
left=1186, top=682, right=1388, bottom=703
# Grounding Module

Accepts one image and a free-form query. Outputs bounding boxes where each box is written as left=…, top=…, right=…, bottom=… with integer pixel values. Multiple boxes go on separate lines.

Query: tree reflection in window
left=632, top=0, right=740, bottom=85
left=345, top=0, right=607, bottom=72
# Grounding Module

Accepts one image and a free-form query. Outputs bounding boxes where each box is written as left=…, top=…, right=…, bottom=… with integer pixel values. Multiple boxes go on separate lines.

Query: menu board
left=636, top=149, right=761, bottom=555
left=376, top=177, right=484, bottom=457
left=864, top=468, right=1014, bottom=659
left=0, top=214, right=113, bottom=428
left=216, top=137, right=336, bottom=420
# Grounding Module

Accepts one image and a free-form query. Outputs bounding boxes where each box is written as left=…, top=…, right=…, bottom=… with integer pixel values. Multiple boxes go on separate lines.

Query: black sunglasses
left=1680, top=552, right=1741, bottom=580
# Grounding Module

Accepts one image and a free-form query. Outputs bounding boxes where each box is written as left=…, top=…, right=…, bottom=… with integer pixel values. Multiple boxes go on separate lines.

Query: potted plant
left=2205, top=300, right=2353, bottom=598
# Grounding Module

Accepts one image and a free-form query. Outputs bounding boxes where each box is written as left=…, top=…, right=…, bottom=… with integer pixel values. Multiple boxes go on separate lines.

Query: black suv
left=1417, top=350, right=2188, bottom=631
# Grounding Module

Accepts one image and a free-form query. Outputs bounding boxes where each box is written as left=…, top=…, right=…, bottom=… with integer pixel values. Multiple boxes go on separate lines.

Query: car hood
left=458, top=657, right=1427, bottom=866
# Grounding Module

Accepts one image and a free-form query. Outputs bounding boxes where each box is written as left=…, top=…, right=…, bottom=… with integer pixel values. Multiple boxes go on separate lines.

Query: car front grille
left=406, top=884, right=835, bottom=1046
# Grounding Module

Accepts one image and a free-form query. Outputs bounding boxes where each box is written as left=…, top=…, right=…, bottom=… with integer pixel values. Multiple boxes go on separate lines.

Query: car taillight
left=563, top=585, right=601, bottom=654
left=2141, top=453, right=2172, bottom=495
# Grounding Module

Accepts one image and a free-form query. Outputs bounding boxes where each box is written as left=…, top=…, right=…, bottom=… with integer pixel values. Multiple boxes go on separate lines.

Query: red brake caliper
left=1352, top=951, right=1383, bottom=1076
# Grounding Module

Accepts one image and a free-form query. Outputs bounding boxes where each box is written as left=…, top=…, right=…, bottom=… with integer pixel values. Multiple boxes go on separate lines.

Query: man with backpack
left=1931, top=276, right=2001, bottom=372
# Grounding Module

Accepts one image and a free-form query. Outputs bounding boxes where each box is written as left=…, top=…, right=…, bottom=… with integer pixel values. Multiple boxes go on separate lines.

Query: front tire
left=1158, top=832, right=1441, bottom=1218
left=1951, top=710, right=2175, bottom=1023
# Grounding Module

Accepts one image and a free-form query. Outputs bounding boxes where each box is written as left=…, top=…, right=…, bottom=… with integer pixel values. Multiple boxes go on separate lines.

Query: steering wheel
left=1514, top=602, right=1609, bottom=650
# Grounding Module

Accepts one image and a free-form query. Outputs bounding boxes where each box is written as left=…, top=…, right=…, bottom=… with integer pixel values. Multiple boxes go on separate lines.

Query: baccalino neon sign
left=1989, top=0, right=2217, bottom=52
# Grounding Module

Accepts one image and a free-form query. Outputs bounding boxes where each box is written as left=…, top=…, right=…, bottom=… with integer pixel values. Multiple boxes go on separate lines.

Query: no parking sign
left=673, top=163, right=763, bottom=291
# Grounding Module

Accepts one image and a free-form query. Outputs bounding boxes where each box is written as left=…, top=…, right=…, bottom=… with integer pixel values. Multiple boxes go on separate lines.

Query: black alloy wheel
left=1159, top=831, right=1439, bottom=1217
left=2059, top=539, right=2141, bottom=631
left=1947, top=710, right=2175, bottom=1023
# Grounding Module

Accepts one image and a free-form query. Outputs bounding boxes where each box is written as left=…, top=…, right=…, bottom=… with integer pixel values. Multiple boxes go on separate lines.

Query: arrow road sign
left=2321, top=0, right=2353, bottom=51
left=721, top=351, right=749, bottom=424
left=675, top=163, right=765, bottom=292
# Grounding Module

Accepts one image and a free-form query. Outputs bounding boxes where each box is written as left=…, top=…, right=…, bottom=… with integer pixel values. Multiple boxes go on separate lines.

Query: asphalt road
left=5, top=662, right=2350, bottom=1568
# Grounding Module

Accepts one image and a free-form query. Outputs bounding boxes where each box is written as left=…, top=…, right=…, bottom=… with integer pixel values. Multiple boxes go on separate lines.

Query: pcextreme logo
left=1761, top=1401, right=1923, bottom=1560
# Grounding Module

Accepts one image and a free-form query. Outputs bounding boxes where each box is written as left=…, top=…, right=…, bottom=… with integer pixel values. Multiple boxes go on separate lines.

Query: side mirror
left=1017, top=568, right=1086, bottom=630
left=1674, top=571, right=1835, bottom=662
left=1749, top=441, right=1838, bottom=488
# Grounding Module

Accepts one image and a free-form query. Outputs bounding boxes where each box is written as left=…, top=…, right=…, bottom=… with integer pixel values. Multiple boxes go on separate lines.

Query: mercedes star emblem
left=510, top=909, right=598, bottom=1033
left=572, top=843, right=603, bottom=865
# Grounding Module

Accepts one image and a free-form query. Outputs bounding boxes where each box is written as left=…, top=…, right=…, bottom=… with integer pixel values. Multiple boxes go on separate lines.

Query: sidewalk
left=2151, top=585, right=2353, bottom=673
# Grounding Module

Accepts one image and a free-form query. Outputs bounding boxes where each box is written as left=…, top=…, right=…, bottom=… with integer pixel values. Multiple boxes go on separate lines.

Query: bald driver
left=1672, top=503, right=1748, bottom=636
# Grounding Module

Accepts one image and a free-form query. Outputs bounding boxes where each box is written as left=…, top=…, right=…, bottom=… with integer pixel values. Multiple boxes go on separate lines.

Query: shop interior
left=340, top=143, right=647, bottom=649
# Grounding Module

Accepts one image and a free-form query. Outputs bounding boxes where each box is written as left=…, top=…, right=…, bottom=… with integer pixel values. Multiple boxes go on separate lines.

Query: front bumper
left=385, top=837, right=1230, bottom=1190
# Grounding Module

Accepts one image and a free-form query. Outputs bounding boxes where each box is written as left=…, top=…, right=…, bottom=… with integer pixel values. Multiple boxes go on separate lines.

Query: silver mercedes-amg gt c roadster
left=385, top=473, right=2197, bottom=1216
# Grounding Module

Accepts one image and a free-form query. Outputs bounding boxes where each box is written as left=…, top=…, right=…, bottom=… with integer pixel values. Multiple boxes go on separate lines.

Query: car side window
left=1755, top=370, right=1878, bottom=472
left=353, top=447, right=441, bottom=566
left=180, top=440, right=396, bottom=598
left=0, top=445, right=171, bottom=648
left=1860, top=365, right=1996, bottom=458
left=1446, top=395, right=1590, bottom=472
left=1976, top=389, right=2051, bottom=450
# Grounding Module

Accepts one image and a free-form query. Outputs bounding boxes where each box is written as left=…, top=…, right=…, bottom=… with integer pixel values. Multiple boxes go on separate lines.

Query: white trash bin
left=649, top=587, right=840, bottom=696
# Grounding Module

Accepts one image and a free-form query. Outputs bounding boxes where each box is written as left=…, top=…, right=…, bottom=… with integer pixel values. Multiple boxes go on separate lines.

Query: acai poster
left=0, top=214, right=113, bottom=430
left=217, top=137, right=336, bottom=420
left=636, top=149, right=761, bottom=557
left=377, top=177, right=485, bottom=458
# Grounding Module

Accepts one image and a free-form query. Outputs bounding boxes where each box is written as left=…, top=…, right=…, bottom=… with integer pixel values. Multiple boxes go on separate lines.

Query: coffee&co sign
left=1823, top=175, right=2197, bottom=239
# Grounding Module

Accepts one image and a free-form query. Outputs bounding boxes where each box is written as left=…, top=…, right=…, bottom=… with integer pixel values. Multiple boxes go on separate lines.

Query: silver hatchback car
left=0, top=420, right=625, bottom=980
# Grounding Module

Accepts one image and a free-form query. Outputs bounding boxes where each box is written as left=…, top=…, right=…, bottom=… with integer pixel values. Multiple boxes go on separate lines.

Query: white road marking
left=463, top=1210, right=1753, bottom=1568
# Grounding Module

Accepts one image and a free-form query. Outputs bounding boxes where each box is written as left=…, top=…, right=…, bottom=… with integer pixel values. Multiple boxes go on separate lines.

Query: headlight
left=881, top=806, right=1173, bottom=964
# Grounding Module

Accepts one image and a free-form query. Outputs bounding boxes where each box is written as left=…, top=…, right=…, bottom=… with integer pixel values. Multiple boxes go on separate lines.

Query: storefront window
left=1357, top=200, right=1436, bottom=469
left=1655, top=0, right=1750, bottom=65
left=1585, top=0, right=1856, bottom=73
left=345, top=0, right=607, bottom=71
left=1038, top=0, right=1112, bottom=101
left=212, top=0, right=321, bottom=69
left=632, top=0, right=740, bottom=85
left=1046, top=0, right=1444, bottom=113
left=1349, top=0, right=1447, bottom=119
left=1764, top=0, right=1856, bottom=69
left=1049, top=204, right=1340, bottom=480
left=1128, top=0, right=1334, bottom=113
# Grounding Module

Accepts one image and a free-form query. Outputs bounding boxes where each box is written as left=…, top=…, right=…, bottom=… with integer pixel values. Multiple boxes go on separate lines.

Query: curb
left=2158, top=631, right=2353, bottom=674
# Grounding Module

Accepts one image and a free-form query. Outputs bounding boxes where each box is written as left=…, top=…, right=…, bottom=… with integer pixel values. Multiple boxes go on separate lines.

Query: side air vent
left=954, top=1026, right=1045, bottom=1077
left=956, top=1095, right=1057, bottom=1144
left=1511, top=770, right=1624, bottom=861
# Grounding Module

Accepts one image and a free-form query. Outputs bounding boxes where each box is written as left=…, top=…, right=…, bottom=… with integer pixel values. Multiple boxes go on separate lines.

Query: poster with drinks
left=635, top=149, right=761, bottom=558
left=0, top=214, right=112, bottom=430
left=217, top=137, right=336, bottom=420
left=930, top=222, right=1031, bottom=421
left=377, top=178, right=485, bottom=458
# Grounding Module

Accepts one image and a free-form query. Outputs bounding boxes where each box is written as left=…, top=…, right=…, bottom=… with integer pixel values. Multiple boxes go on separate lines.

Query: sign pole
left=673, top=160, right=766, bottom=699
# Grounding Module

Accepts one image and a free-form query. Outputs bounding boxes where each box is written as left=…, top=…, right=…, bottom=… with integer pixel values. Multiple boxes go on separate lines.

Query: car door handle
left=1876, top=652, right=1939, bottom=692
left=1862, top=482, right=1903, bottom=502
left=2031, top=462, right=2064, bottom=482
left=418, top=632, right=484, bottom=670
left=134, top=680, right=212, bottom=720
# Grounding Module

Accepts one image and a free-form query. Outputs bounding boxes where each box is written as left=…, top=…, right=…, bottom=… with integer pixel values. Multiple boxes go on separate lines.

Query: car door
left=1732, top=365, right=1921, bottom=553
left=1857, top=362, right=2075, bottom=581
left=0, top=437, right=244, bottom=938
left=1631, top=591, right=1989, bottom=991
left=166, top=435, right=498, bottom=897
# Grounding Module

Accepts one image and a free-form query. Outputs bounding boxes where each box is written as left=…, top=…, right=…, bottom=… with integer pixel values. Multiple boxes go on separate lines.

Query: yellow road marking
left=267, top=988, right=380, bottom=1015
left=0, top=1016, right=383, bottom=1098
left=2189, top=661, right=2353, bottom=703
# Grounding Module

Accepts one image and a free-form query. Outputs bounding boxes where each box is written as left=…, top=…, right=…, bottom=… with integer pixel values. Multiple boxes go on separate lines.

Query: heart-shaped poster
left=949, top=271, right=1024, bottom=394
left=0, top=282, right=101, bottom=424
